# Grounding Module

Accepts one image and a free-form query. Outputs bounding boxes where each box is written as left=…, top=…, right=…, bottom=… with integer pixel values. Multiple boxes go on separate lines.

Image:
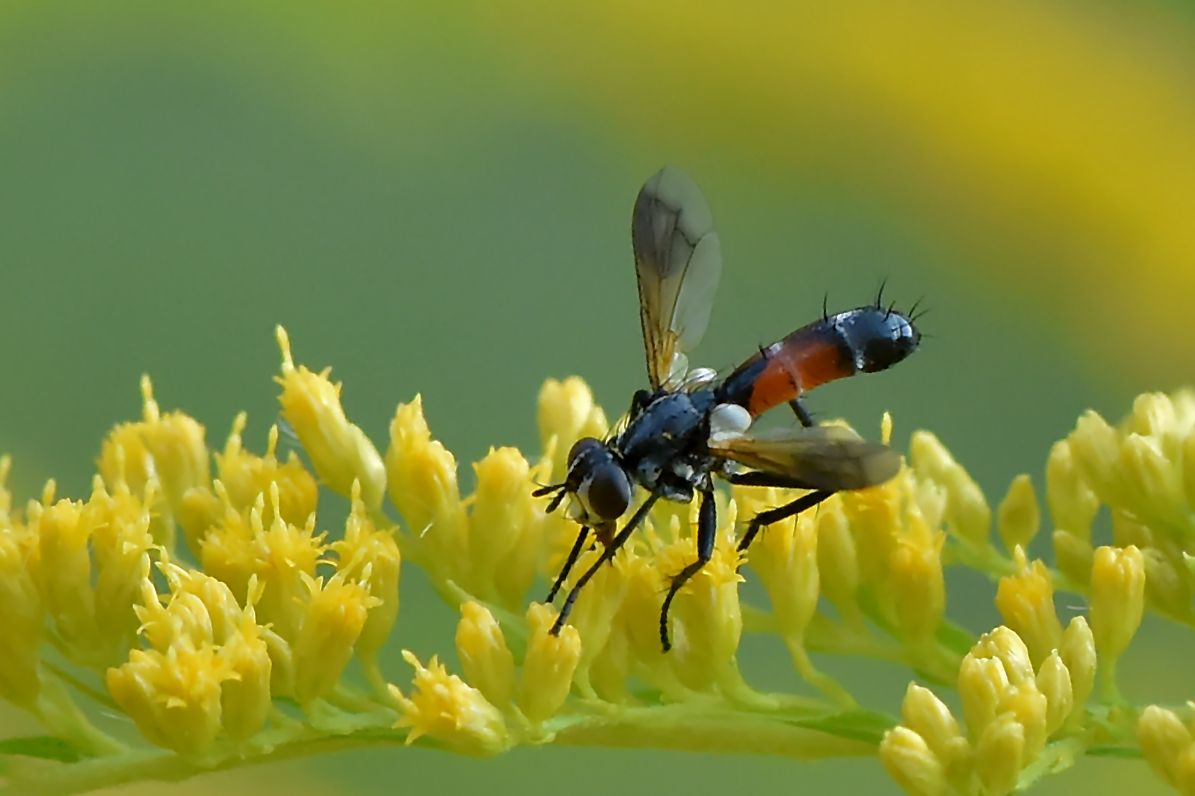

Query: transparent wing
left=632, top=167, right=722, bottom=389
left=710, top=425, right=902, bottom=491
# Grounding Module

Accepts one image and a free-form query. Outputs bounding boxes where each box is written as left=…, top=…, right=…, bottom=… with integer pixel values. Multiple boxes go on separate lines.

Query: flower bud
left=1052, top=529, right=1094, bottom=587
left=35, top=496, right=97, bottom=654
left=1143, top=544, right=1195, bottom=622
left=974, top=713, right=1025, bottom=796
left=958, top=654, right=1009, bottom=738
left=879, top=727, right=946, bottom=796
left=385, top=396, right=467, bottom=579
left=1059, top=616, right=1096, bottom=729
left=1182, top=433, right=1195, bottom=512
left=1045, top=440, right=1099, bottom=538
left=537, top=377, right=608, bottom=484
left=1138, top=705, right=1190, bottom=788
left=468, top=447, right=535, bottom=601
left=1120, top=434, right=1181, bottom=518
left=997, top=475, right=1039, bottom=555
left=901, top=683, right=961, bottom=761
left=1068, top=410, right=1123, bottom=504
left=749, top=511, right=818, bottom=641
left=215, top=415, right=318, bottom=530
left=135, top=376, right=211, bottom=520
left=456, top=602, right=515, bottom=708
left=972, top=627, right=1034, bottom=686
left=1089, top=545, right=1145, bottom=664
left=218, top=620, right=272, bottom=744
left=660, top=542, right=743, bottom=692
left=1035, top=652, right=1073, bottom=737
left=0, top=519, right=43, bottom=706
left=331, top=482, right=401, bottom=666
left=890, top=509, right=945, bottom=645
left=815, top=499, right=861, bottom=625
left=275, top=326, right=386, bottom=512
left=293, top=571, right=378, bottom=705
left=994, top=550, right=1063, bottom=668
left=1000, top=682, right=1048, bottom=763
left=518, top=603, right=581, bottom=723
left=107, top=642, right=231, bottom=756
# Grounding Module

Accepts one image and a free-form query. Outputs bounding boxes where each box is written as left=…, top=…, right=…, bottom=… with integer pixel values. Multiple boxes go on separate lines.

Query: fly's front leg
left=546, top=526, right=590, bottom=603
left=551, top=493, right=661, bottom=637
left=659, top=487, right=716, bottom=652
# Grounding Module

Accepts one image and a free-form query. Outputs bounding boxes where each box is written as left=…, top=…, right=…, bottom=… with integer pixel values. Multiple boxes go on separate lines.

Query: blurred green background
left=2, top=0, right=1195, bottom=793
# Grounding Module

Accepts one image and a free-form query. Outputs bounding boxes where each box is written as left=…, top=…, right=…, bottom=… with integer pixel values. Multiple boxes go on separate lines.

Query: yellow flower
left=974, top=712, right=1025, bottom=796
left=536, top=376, right=608, bottom=485
left=107, top=640, right=232, bottom=757
left=909, top=430, right=991, bottom=547
left=0, top=472, right=43, bottom=706
left=455, top=601, right=515, bottom=708
left=392, top=650, right=509, bottom=757
left=201, top=484, right=327, bottom=642
left=879, top=726, right=947, bottom=796
left=996, top=474, right=1040, bottom=555
left=994, top=548, right=1064, bottom=668
left=214, top=414, right=318, bottom=530
left=467, top=447, right=537, bottom=604
left=518, top=602, right=582, bottom=723
left=275, top=326, right=386, bottom=512
left=1088, top=544, right=1145, bottom=689
left=1045, top=439, right=1099, bottom=539
left=385, top=395, right=467, bottom=579
left=292, top=569, right=379, bottom=705
left=330, top=482, right=401, bottom=674
left=1138, top=705, right=1193, bottom=790
left=889, top=503, right=946, bottom=648
left=1058, top=616, right=1096, bottom=731
left=98, top=376, right=210, bottom=550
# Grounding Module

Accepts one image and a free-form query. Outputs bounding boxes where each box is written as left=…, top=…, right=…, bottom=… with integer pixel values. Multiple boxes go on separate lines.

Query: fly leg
left=551, top=493, right=661, bottom=636
left=659, top=486, right=716, bottom=652
left=735, top=489, right=834, bottom=553
left=788, top=398, right=815, bottom=428
left=546, top=526, right=590, bottom=603
left=726, top=470, right=835, bottom=553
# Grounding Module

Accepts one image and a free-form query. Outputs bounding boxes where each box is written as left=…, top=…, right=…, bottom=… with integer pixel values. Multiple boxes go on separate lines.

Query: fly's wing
left=632, top=167, right=722, bottom=389
left=709, top=425, right=902, bottom=491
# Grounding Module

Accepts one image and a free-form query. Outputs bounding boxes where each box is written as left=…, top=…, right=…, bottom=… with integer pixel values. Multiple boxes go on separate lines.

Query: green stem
left=2, top=731, right=409, bottom=796
left=32, top=677, right=125, bottom=758
left=550, top=703, right=876, bottom=760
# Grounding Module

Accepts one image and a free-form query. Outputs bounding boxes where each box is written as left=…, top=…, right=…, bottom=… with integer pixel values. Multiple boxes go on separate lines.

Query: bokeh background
left=2, top=0, right=1195, bottom=793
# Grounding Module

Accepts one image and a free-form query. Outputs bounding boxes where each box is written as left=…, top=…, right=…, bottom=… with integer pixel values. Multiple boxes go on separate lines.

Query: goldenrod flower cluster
left=0, top=330, right=1189, bottom=795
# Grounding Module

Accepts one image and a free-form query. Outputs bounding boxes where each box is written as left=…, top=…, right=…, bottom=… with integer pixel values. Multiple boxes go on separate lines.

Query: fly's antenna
left=532, top=482, right=568, bottom=513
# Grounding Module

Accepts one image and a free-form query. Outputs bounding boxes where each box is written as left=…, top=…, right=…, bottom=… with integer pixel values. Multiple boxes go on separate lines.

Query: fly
left=534, top=168, right=921, bottom=651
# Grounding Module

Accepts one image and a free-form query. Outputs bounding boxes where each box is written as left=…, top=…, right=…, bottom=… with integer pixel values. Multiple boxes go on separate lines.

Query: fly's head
left=534, top=437, right=632, bottom=530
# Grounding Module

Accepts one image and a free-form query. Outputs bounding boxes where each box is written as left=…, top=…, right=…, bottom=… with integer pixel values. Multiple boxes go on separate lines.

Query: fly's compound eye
left=566, top=438, right=632, bottom=523
left=566, top=437, right=606, bottom=471
left=578, top=463, right=632, bottom=523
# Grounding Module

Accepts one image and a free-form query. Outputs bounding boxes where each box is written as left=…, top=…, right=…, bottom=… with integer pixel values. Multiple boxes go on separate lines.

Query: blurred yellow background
left=2, top=0, right=1193, bottom=793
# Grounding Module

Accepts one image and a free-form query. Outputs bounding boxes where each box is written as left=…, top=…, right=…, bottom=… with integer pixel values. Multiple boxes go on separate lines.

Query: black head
left=839, top=305, right=922, bottom=374
left=563, top=437, right=632, bottom=525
